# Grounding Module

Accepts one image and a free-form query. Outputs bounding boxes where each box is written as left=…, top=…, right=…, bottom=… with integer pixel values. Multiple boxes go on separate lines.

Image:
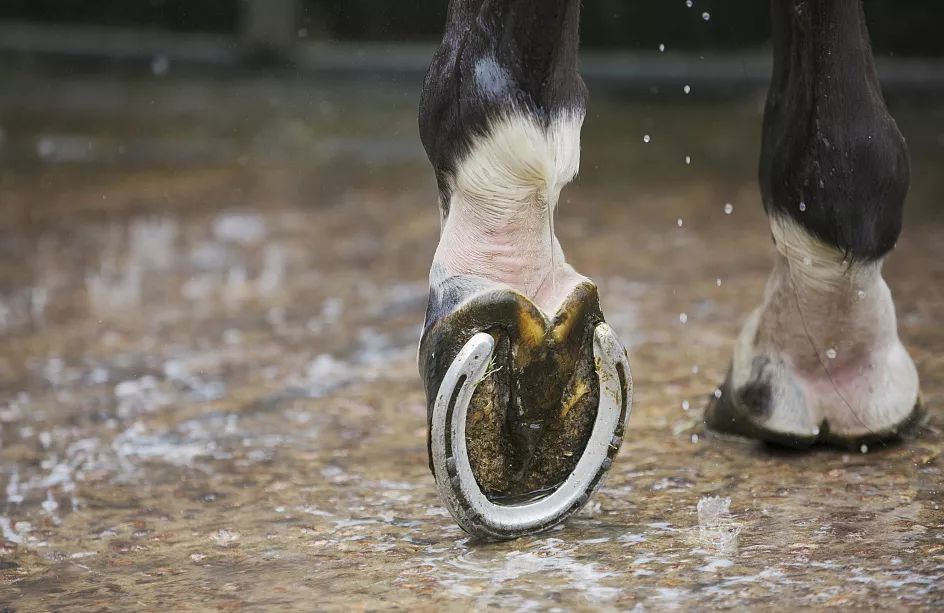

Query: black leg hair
left=760, top=0, right=909, bottom=261
left=419, top=0, right=587, bottom=212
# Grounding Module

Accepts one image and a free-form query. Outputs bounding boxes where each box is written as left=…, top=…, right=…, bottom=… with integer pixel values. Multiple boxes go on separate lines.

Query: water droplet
left=37, top=137, right=55, bottom=159
left=691, top=433, right=699, bottom=443
left=659, top=43, right=666, bottom=52
left=692, top=365, right=700, bottom=374
left=812, top=426, right=820, bottom=436
left=803, top=256, right=812, bottom=266
left=857, top=290, right=866, bottom=299
left=683, top=84, right=691, bottom=94
left=643, top=134, right=651, bottom=143
left=702, top=11, right=711, bottom=21
left=151, top=55, right=169, bottom=76
left=713, top=388, right=722, bottom=399
left=685, top=155, right=692, bottom=165
left=681, top=400, right=690, bottom=411
left=826, top=347, right=837, bottom=359
left=685, top=0, right=693, bottom=7
left=799, top=201, right=807, bottom=212
left=42, top=490, right=58, bottom=514
left=723, top=203, right=733, bottom=215
left=677, top=218, right=684, bottom=227
left=679, top=312, right=688, bottom=324
left=716, top=278, right=722, bottom=287
left=860, top=443, right=869, bottom=454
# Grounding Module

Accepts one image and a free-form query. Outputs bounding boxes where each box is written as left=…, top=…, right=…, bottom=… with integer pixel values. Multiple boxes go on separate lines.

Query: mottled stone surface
left=0, top=70, right=942, bottom=610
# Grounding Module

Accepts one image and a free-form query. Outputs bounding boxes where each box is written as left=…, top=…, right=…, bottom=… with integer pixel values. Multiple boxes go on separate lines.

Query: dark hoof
left=420, top=281, right=632, bottom=539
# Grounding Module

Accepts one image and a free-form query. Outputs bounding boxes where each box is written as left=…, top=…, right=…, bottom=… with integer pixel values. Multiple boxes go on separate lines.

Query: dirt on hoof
left=463, top=286, right=602, bottom=502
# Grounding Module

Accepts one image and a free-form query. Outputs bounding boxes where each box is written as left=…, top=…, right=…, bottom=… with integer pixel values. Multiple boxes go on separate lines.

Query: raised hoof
left=420, top=283, right=632, bottom=540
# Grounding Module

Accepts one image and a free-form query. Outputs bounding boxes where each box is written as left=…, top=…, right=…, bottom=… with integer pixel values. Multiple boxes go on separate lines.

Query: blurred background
left=3, top=0, right=944, bottom=58
left=1, top=2, right=943, bottom=609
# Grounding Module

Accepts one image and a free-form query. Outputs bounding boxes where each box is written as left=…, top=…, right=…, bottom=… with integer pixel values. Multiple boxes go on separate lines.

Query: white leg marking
left=431, top=112, right=587, bottom=314
left=729, top=215, right=919, bottom=437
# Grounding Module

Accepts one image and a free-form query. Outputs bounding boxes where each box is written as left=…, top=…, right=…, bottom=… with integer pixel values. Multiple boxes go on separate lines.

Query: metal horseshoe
left=429, top=323, right=632, bottom=540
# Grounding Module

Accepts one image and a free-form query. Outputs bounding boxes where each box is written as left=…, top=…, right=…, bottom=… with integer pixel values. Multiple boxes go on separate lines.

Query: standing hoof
left=706, top=368, right=924, bottom=450
left=705, top=218, right=923, bottom=450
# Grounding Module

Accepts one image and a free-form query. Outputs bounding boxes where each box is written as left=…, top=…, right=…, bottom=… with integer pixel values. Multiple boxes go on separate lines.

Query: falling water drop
left=799, top=201, right=807, bottom=212
left=685, top=155, right=692, bottom=165
left=151, top=55, right=170, bottom=76
left=643, top=134, right=651, bottom=143
left=677, top=218, right=684, bottom=227
left=37, top=137, right=55, bottom=159
left=826, top=347, right=837, bottom=360
left=702, top=11, right=711, bottom=21
left=679, top=313, right=688, bottom=324
left=683, top=84, right=691, bottom=94
left=723, top=203, right=734, bottom=215
left=659, top=43, right=666, bottom=52
left=681, top=400, right=690, bottom=411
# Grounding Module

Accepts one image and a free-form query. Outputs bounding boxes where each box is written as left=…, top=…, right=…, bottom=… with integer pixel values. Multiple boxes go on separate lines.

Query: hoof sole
left=429, top=324, right=632, bottom=540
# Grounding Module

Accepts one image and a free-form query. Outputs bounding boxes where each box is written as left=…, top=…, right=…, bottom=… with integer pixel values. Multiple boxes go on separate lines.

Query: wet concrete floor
left=0, top=70, right=942, bottom=609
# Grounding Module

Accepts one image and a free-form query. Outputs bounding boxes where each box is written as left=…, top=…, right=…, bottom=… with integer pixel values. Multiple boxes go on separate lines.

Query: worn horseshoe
left=428, top=323, right=632, bottom=540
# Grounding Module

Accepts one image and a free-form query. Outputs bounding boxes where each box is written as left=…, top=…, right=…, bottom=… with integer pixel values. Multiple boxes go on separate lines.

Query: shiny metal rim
left=430, top=323, right=632, bottom=540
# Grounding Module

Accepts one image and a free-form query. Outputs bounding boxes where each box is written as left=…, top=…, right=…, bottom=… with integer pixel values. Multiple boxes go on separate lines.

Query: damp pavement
left=0, top=69, right=942, bottom=610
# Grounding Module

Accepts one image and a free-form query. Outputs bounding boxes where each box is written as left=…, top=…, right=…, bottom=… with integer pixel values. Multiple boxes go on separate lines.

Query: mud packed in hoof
left=463, top=288, right=603, bottom=502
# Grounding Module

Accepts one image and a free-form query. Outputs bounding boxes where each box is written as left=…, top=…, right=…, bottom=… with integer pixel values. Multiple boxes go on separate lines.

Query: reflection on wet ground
left=0, top=70, right=942, bottom=609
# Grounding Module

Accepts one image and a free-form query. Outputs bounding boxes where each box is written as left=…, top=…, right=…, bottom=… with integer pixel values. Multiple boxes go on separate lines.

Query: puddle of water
left=0, top=74, right=942, bottom=609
